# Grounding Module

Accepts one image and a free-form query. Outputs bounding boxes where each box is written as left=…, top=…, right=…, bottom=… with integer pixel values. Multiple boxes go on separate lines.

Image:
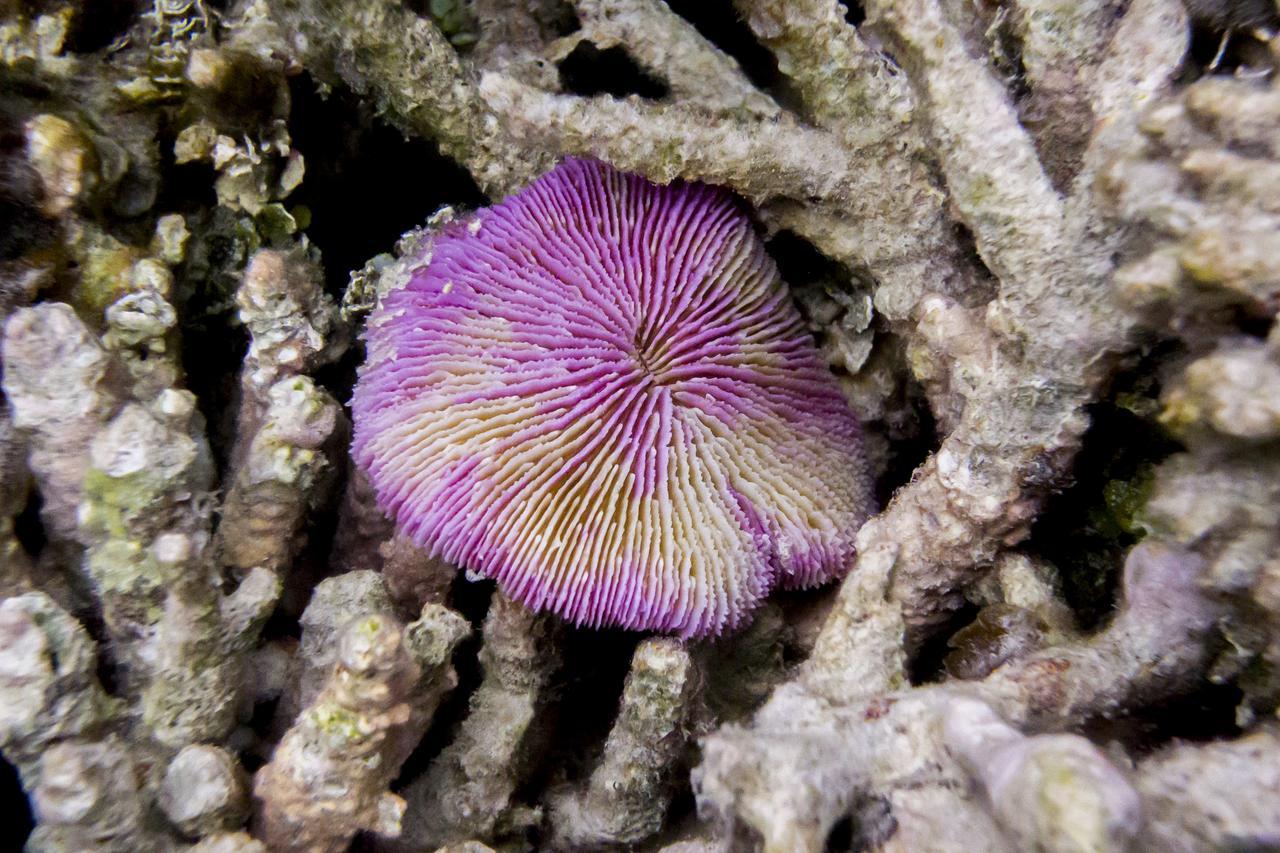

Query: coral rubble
left=2, top=0, right=1280, bottom=850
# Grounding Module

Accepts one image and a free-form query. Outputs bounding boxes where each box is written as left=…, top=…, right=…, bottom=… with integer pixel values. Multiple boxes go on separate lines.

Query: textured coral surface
left=1, top=0, right=1280, bottom=851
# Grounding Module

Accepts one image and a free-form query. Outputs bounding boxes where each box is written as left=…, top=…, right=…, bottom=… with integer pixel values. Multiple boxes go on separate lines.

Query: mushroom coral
left=352, top=159, right=874, bottom=638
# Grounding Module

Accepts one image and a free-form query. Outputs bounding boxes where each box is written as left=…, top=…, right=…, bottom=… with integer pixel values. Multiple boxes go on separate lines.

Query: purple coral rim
left=352, top=158, right=874, bottom=638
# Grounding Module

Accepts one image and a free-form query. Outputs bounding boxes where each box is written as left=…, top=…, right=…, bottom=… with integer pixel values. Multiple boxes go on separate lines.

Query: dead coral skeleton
left=252, top=603, right=469, bottom=852
left=3, top=0, right=1280, bottom=851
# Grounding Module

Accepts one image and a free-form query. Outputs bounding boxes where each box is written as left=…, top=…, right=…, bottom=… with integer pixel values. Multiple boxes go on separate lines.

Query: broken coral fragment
left=352, top=158, right=873, bottom=637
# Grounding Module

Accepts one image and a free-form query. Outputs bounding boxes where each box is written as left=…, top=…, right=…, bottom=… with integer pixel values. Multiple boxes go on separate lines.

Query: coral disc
left=352, top=159, right=873, bottom=637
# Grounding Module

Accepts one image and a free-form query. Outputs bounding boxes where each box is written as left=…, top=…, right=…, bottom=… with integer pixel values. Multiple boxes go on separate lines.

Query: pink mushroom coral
left=352, top=159, right=874, bottom=638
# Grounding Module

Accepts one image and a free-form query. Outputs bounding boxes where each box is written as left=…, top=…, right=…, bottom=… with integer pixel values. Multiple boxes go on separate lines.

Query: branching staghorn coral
left=394, top=594, right=562, bottom=851
left=0, top=593, right=118, bottom=777
left=549, top=637, right=699, bottom=848
left=0, top=593, right=175, bottom=851
left=697, top=536, right=1223, bottom=850
left=1136, top=726, right=1280, bottom=850
left=218, top=248, right=346, bottom=578
left=26, top=736, right=169, bottom=853
left=558, top=0, right=779, bottom=118
left=286, top=570, right=397, bottom=720
left=2, top=303, right=122, bottom=544
left=253, top=602, right=469, bottom=852
left=4, top=0, right=1280, bottom=849
left=3, top=282, right=276, bottom=753
left=273, top=0, right=552, bottom=196
left=159, top=744, right=251, bottom=839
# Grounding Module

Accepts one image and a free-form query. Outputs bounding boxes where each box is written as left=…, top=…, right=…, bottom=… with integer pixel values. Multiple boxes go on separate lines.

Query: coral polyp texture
left=352, top=158, right=873, bottom=637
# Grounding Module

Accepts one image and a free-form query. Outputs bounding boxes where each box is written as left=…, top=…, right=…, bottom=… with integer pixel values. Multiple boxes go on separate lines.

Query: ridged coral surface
left=352, top=159, right=872, bottom=637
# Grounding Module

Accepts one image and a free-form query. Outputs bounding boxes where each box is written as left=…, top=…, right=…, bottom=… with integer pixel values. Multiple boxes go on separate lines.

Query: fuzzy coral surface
left=352, top=158, right=873, bottom=637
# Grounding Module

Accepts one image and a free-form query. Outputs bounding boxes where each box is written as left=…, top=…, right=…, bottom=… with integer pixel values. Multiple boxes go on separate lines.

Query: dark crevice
left=179, top=294, right=246, bottom=482
left=1183, top=1, right=1280, bottom=78
left=1085, top=681, right=1243, bottom=754
left=287, top=73, right=486, bottom=298
left=541, top=2, right=582, bottom=37
left=520, top=627, right=642, bottom=846
left=12, top=490, right=46, bottom=560
left=154, top=158, right=219, bottom=217
left=392, top=579, right=493, bottom=791
left=662, top=0, right=781, bottom=91
left=768, top=229, right=852, bottom=288
left=949, top=219, right=997, bottom=301
left=0, top=102, right=57, bottom=262
left=765, top=229, right=939, bottom=506
left=1026, top=346, right=1183, bottom=630
left=825, top=815, right=855, bottom=852
left=64, top=0, right=144, bottom=54
left=909, top=600, right=981, bottom=685
left=1, top=755, right=32, bottom=849
left=557, top=43, right=669, bottom=99
left=839, top=1, right=867, bottom=27
left=874, top=378, right=938, bottom=506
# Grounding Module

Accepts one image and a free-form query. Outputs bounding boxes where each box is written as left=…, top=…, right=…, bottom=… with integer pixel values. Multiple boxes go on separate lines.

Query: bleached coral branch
left=1007, top=0, right=1125, bottom=184
left=0, top=594, right=175, bottom=851
left=290, top=571, right=395, bottom=717
left=218, top=375, right=342, bottom=576
left=219, top=249, right=346, bottom=578
left=549, top=637, right=698, bottom=848
left=273, top=0, right=550, bottom=196
left=697, top=540, right=1221, bottom=851
left=159, top=744, right=250, bottom=838
left=2, top=303, right=121, bottom=542
left=27, top=736, right=171, bottom=853
left=943, top=697, right=1142, bottom=852
left=477, top=74, right=871, bottom=206
left=731, top=0, right=914, bottom=146
left=380, top=531, right=456, bottom=614
left=865, top=0, right=1069, bottom=295
left=0, top=593, right=117, bottom=775
left=253, top=604, right=469, bottom=852
left=1136, top=726, right=1280, bottom=851
left=230, top=249, right=345, bottom=462
left=563, top=0, right=779, bottom=118
left=395, top=594, right=562, bottom=850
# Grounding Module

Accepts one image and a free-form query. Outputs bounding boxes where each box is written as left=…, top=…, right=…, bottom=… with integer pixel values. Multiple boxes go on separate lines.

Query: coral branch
left=159, top=744, right=250, bottom=838
left=478, top=75, right=869, bottom=206
left=864, top=0, right=1066, bottom=293
left=395, top=594, right=562, bottom=850
left=2, top=303, right=121, bottom=542
left=1007, top=0, right=1124, bottom=184
left=697, top=539, right=1220, bottom=850
left=380, top=532, right=455, bottom=615
left=549, top=637, right=698, bottom=848
left=0, top=593, right=117, bottom=775
left=564, top=0, right=778, bottom=118
left=285, top=570, right=397, bottom=722
left=0, top=594, right=176, bottom=850
left=219, top=249, right=346, bottom=578
left=943, top=697, right=1142, bottom=851
left=272, top=0, right=549, bottom=196
left=1136, top=726, right=1280, bottom=851
left=218, top=375, right=343, bottom=576
left=731, top=0, right=914, bottom=145
left=230, top=249, right=345, bottom=455
left=253, top=604, right=469, bottom=852
left=329, top=465, right=396, bottom=576
left=27, top=736, right=171, bottom=852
